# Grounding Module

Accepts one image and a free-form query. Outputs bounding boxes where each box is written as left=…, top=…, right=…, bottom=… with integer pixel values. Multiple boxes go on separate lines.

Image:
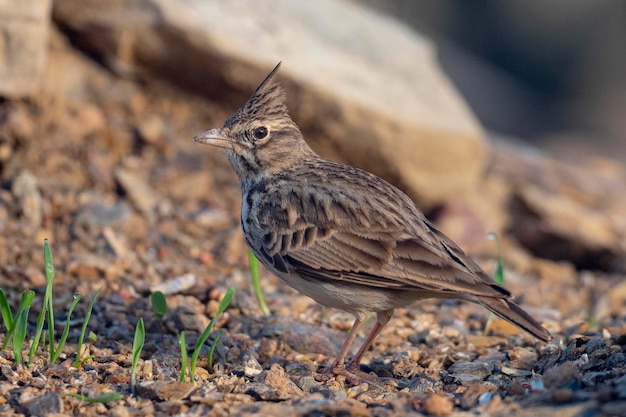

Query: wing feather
left=250, top=167, right=507, bottom=299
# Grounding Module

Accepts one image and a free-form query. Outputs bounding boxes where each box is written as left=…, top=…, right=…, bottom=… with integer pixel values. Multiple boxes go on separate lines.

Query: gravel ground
left=0, top=34, right=624, bottom=417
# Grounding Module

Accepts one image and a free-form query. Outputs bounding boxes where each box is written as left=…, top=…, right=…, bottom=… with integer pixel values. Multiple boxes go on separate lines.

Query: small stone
left=74, top=201, right=133, bottom=229
left=256, top=364, right=303, bottom=398
left=393, top=356, right=421, bottom=379
left=244, top=383, right=291, bottom=401
left=193, top=208, right=231, bottom=230
left=151, top=273, right=197, bottom=295
left=12, top=170, right=43, bottom=228
left=500, top=366, right=532, bottom=377
left=543, top=361, right=580, bottom=389
left=448, top=361, right=493, bottom=379
left=137, top=115, right=165, bottom=144
left=298, top=376, right=324, bottom=393
left=487, top=318, right=522, bottom=337
left=465, top=335, right=507, bottom=349
left=243, top=353, right=263, bottom=378
left=552, top=388, right=574, bottom=403
left=21, top=392, right=63, bottom=416
left=422, top=392, right=453, bottom=416
left=460, top=382, right=497, bottom=409
left=136, top=381, right=196, bottom=401
left=114, top=167, right=160, bottom=220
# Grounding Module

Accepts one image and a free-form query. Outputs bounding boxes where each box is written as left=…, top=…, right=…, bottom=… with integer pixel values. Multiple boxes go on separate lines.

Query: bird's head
left=193, top=63, right=315, bottom=183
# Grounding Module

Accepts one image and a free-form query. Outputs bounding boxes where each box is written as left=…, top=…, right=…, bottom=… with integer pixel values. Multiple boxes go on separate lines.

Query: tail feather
left=478, top=296, right=551, bottom=342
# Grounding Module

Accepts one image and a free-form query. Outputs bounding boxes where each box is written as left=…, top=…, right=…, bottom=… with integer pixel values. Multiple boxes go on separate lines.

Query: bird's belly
left=273, top=270, right=415, bottom=314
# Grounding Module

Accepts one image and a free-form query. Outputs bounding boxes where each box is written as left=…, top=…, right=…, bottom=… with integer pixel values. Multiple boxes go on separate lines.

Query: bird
left=193, top=63, right=551, bottom=383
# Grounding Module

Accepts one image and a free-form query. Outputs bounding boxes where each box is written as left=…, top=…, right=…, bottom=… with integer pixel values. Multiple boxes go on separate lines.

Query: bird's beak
left=193, top=128, right=233, bottom=150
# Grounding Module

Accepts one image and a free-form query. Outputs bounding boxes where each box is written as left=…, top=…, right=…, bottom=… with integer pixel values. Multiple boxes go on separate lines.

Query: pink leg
left=346, top=309, right=393, bottom=372
left=331, top=314, right=366, bottom=368
left=314, top=313, right=367, bottom=383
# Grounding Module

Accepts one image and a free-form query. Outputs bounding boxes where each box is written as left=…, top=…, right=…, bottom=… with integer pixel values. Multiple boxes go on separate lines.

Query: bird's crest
left=240, top=62, right=288, bottom=120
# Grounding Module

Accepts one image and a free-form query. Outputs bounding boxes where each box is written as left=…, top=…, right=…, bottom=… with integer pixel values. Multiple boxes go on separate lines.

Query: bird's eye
left=253, top=126, right=269, bottom=140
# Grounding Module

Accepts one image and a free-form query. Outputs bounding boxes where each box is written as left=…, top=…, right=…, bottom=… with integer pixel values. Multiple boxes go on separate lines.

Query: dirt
left=0, top=30, right=624, bottom=417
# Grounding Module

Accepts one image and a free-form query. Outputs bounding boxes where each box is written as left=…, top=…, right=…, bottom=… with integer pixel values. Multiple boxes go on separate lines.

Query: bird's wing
left=253, top=179, right=508, bottom=299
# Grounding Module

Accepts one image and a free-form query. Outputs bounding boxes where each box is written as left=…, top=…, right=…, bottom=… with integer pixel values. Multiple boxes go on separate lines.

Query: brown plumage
left=194, top=63, right=550, bottom=382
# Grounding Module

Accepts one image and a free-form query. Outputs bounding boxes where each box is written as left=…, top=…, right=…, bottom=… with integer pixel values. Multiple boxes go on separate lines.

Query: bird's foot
left=313, top=363, right=378, bottom=386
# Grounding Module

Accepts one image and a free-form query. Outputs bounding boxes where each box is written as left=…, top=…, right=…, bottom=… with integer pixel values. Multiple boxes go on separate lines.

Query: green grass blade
left=66, top=392, right=124, bottom=403
left=43, top=240, right=56, bottom=360
left=151, top=291, right=167, bottom=319
left=0, top=288, right=14, bottom=331
left=13, top=308, right=30, bottom=365
left=190, top=288, right=234, bottom=378
left=0, top=288, right=15, bottom=349
left=28, top=300, right=47, bottom=366
left=43, top=239, right=55, bottom=281
left=485, top=232, right=506, bottom=335
left=13, top=290, right=35, bottom=364
left=179, top=331, right=187, bottom=382
left=131, top=317, right=145, bottom=393
left=207, top=330, right=221, bottom=371
left=248, top=250, right=270, bottom=316
left=73, top=286, right=103, bottom=368
left=50, top=293, right=82, bottom=363
left=488, top=232, right=505, bottom=286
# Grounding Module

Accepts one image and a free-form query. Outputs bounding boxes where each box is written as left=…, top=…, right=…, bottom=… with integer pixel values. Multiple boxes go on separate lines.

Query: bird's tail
left=478, top=296, right=551, bottom=342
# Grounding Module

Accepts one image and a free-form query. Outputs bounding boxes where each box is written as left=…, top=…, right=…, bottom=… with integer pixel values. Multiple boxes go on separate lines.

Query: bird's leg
left=315, top=310, right=393, bottom=385
left=331, top=315, right=366, bottom=368
left=314, top=313, right=366, bottom=382
left=345, top=309, right=393, bottom=373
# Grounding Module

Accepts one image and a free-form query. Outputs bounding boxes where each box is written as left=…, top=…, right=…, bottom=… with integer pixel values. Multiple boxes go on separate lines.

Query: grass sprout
left=50, top=293, right=82, bottom=363
left=485, top=232, right=506, bottom=335
left=73, top=286, right=103, bottom=368
left=151, top=291, right=167, bottom=345
left=151, top=291, right=167, bottom=319
left=131, top=317, right=145, bottom=394
left=13, top=290, right=35, bottom=364
left=0, top=288, right=14, bottom=343
left=1, top=289, right=34, bottom=352
left=248, top=250, right=270, bottom=316
left=179, top=331, right=188, bottom=382
left=190, top=288, right=234, bottom=379
left=207, top=330, right=221, bottom=371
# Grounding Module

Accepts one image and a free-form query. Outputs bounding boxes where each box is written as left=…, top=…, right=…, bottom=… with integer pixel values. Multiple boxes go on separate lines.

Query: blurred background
left=364, top=0, right=626, bottom=164
left=1, top=0, right=624, bottom=274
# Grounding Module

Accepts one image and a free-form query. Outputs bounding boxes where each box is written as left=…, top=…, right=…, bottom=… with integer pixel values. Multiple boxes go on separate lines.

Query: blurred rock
left=460, top=382, right=497, bottom=410
left=114, top=166, right=159, bottom=221
left=256, top=364, right=304, bottom=398
left=52, top=0, right=486, bottom=207
left=19, top=391, right=62, bottom=416
left=136, top=381, right=195, bottom=401
left=421, top=392, right=453, bottom=416
left=0, top=0, right=52, bottom=97
left=11, top=170, right=43, bottom=228
left=491, top=139, right=626, bottom=271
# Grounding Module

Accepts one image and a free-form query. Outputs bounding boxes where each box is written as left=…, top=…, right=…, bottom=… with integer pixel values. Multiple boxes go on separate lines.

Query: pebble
left=136, top=381, right=196, bottom=401
left=193, top=208, right=231, bottom=230
left=151, top=273, right=197, bottom=295
left=21, top=392, right=63, bottom=416
left=460, top=382, right=497, bottom=409
left=543, top=361, right=580, bottom=389
left=256, top=364, right=303, bottom=398
left=11, top=170, right=43, bottom=228
left=422, top=392, right=453, bottom=416
left=114, top=167, right=160, bottom=220
left=448, top=361, right=493, bottom=379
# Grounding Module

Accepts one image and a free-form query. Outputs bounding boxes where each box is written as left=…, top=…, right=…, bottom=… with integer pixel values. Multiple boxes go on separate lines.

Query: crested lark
left=194, top=63, right=551, bottom=382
